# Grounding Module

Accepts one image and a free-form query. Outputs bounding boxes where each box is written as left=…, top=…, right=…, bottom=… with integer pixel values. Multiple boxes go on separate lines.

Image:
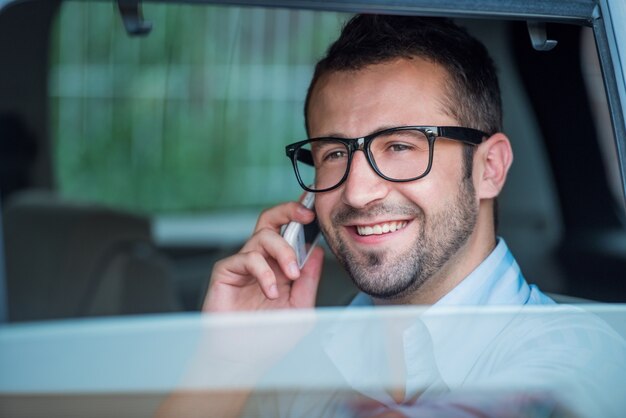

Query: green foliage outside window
left=49, top=3, right=345, bottom=213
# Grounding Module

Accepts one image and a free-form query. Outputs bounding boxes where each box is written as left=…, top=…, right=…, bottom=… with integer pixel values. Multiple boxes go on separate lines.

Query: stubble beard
left=321, top=177, right=478, bottom=302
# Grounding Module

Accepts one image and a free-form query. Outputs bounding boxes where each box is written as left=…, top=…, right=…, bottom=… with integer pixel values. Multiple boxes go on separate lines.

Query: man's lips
left=352, top=220, right=410, bottom=237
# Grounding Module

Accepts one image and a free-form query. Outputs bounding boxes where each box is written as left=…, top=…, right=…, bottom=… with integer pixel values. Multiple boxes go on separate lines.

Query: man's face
left=308, top=58, right=479, bottom=302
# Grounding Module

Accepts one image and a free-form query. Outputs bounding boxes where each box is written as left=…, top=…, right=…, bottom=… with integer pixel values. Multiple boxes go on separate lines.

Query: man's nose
left=341, top=150, right=390, bottom=208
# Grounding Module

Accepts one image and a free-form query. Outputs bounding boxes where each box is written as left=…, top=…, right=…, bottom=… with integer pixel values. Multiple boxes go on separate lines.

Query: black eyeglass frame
left=285, top=125, right=489, bottom=193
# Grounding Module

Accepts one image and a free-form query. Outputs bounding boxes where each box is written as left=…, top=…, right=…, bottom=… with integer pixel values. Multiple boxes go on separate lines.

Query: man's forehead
left=307, top=58, right=456, bottom=137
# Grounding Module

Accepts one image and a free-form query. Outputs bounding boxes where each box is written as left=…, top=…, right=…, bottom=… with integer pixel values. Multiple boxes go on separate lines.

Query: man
left=195, top=14, right=623, bottom=418
left=205, top=14, right=546, bottom=316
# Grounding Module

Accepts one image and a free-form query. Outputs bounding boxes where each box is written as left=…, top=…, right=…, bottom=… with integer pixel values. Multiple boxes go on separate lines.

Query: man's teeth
left=356, top=221, right=408, bottom=236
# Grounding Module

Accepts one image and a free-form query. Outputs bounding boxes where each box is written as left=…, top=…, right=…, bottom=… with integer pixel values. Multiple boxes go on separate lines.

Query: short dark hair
left=304, top=14, right=502, bottom=137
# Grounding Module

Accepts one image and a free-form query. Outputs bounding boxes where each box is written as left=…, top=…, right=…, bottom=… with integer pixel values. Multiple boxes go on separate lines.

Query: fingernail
left=269, top=284, right=278, bottom=299
left=297, top=205, right=311, bottom=215
left=288, top=262, right=300, bottom=278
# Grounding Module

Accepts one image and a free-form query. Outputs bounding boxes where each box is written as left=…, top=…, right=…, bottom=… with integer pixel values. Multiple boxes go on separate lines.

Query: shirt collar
left=433, top=238, right=530, bottom=306
left=326, top=238, right=537, bottom=402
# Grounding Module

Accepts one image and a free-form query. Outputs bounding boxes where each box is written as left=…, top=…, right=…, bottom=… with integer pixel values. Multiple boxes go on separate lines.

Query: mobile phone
left=281, top=191, right=321, bottom=268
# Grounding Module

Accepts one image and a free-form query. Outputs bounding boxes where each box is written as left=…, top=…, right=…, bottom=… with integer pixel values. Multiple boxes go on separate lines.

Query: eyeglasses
left=285, top=126, right=488, bottom=193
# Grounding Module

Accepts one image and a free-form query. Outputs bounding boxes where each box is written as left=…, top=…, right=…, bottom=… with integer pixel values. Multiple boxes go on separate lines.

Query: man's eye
left=387, top=143, right=414, bottom=152
left=323, top=150, right=348, bottom=161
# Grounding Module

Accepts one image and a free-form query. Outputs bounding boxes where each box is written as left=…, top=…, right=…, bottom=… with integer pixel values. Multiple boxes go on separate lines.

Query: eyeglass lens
left=295, top=129, right=431, bottom=191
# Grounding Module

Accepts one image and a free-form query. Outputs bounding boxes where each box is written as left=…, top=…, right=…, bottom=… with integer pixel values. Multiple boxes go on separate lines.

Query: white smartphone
left=281, top=191, right=321, bottom=268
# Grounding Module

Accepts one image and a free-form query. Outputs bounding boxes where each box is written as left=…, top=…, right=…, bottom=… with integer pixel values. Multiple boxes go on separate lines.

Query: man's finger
left=240, top=229, right=299, bottom=280
left=254, top=201, right=315, bottom=233
left=252, top=229, right=301, bottom=280
left=220, top=251, right=280, bottom=300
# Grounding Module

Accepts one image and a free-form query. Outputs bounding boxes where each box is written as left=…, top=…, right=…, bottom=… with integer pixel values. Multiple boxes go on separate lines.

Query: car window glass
left=49, top=2, right=346, bottom=213
left=580, top=26, right=626, bottom=216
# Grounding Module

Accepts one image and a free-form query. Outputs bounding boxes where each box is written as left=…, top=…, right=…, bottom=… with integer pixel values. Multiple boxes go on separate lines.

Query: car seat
left=3, top=190, right=180, bottom=321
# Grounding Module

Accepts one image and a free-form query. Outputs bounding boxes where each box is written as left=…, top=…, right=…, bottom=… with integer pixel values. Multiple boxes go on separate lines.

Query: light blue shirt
left=245, top=239, right=626, bottom=418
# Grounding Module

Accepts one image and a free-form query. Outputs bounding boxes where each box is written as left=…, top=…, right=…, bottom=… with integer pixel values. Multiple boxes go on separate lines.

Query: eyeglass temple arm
left=438, top=127, right=487, bottom=145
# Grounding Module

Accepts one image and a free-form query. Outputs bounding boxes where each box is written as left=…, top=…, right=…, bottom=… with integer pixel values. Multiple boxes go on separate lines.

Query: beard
left=320, top=176, right=478, bottom=301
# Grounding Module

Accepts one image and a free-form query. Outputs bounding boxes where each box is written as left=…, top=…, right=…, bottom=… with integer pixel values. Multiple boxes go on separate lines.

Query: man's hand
left=203, top=201, right=324, bottom=312
left=157, top=202, right=323, bottom=418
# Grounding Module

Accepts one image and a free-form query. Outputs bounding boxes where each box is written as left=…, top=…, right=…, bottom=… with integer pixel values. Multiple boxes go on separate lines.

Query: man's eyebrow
left=315, top=124, right=403, bottom=139
left=314, top=132, right=346, bottom=138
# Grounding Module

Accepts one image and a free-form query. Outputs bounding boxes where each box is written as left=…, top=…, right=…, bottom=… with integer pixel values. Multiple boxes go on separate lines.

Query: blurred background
left=50, top=3, right=346, bottom=213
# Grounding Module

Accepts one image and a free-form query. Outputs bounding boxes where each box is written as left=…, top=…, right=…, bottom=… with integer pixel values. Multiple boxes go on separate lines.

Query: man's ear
left=474, top=133, right=513, bottom=199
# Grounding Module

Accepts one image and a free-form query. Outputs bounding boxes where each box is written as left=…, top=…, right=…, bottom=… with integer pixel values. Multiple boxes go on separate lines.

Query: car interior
left=1, top=0, right=626, bottom=325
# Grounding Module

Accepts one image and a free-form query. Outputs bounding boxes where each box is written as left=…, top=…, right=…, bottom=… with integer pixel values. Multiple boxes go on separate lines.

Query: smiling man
left=204, top=15, right=549, bottom=311
left=195, top=14, right=625, bottom=418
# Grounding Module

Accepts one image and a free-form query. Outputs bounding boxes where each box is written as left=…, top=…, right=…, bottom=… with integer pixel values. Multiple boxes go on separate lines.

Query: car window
left=2, top=1, right=624, bottom=321
left=49, top=2, right=346, bottom=213
left=580, top=26, right=626, bottom=216
left=2, top=1, right=626, bottom=417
